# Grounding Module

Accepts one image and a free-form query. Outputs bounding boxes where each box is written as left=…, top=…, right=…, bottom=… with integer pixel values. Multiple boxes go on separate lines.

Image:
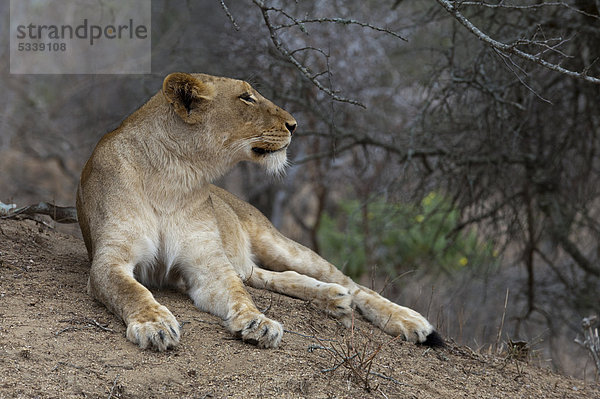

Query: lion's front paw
left=126, top=304, right=180, bottom=351
left=312, top=284, right=353, bottom=326
left=230, top=313, right=283, bottom=349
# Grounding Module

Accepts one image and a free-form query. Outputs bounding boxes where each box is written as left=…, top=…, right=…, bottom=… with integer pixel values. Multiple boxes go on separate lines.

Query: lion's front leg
left=89, top=247, right=180, bottom=351
left=180, top=233, right=283, bottom=349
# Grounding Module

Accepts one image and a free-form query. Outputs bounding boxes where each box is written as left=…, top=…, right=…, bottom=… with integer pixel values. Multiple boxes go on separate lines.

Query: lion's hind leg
left=353, top=287, right=444, bottom=345
left=249, top=229, right=444, bottom=346
left=246, top=268, right=353, bottom=325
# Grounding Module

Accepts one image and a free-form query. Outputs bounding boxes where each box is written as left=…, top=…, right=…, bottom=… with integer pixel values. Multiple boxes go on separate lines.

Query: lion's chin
left=259, top=149, right=289, bottom=176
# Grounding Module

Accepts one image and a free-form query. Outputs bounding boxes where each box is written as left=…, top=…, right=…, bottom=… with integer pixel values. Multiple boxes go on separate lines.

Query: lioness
left=76, top=72, right=443, bottom=350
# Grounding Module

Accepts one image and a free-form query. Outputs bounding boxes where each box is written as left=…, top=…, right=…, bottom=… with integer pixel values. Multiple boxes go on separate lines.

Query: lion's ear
left=162, top=73, right=215, bottom=124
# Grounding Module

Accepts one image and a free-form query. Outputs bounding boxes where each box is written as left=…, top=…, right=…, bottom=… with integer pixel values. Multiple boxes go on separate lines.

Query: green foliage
left=317, top=192, right=498, bottom=279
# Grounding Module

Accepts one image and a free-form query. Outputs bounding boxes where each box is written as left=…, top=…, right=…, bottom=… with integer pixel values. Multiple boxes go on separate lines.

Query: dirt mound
left=0, top=219, right=597, bottom=398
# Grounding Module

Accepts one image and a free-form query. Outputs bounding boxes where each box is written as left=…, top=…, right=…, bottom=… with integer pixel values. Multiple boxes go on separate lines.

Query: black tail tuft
left=420, top=330, right=446, bottom=348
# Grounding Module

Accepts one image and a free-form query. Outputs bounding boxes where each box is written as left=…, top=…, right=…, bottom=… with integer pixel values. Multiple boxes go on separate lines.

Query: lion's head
left=161, top=72, right=297, bottom=175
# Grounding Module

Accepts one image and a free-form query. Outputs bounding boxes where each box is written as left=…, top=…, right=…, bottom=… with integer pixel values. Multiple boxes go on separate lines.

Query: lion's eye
left=239, top=93, right=256, bottom=104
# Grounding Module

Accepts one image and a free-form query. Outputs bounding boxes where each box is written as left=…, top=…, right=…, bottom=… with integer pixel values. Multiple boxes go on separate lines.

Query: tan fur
left=76, top=72, right=435, bottom=351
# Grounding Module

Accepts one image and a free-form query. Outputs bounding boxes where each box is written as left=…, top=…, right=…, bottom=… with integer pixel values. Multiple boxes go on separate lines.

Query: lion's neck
left=131, top=97, right=234, bottom=194
left=140, top=138, right=229, bottom=189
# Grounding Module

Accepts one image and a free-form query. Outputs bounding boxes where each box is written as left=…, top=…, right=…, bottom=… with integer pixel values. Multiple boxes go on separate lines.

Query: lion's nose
left=285, top=122, right=297, bottom=135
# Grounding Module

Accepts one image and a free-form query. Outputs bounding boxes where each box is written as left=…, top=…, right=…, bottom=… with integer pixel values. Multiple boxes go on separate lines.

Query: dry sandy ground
left=0, top=218, right=598, bottom=398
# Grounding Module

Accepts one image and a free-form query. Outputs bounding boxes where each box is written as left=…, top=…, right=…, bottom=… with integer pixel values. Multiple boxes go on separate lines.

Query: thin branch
left=455, top=1, right=600, bottom=20
left=252, top=0, right=366, bottom=107
left=436, top=0, right=600, bottom=84
left=492, top=48, right=552, bottom=104
left=219, top=0, right=240, bottom=30
left=274, top=18, right=407, bottom=41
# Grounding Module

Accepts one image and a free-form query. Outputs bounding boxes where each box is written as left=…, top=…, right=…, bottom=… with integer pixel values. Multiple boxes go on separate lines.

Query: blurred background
left=1, top=0, right=599, bottom=380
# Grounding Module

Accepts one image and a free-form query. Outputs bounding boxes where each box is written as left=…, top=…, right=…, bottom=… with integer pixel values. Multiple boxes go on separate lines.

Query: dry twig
left=107, top=374, right=120, bottom=399
left=56, top=317, right=115, bottom=335
left=1, top=201, right=78, bottom=224
left=574, top=316, right=600, bottom=377
left=308, top=311, right=404, bottom=392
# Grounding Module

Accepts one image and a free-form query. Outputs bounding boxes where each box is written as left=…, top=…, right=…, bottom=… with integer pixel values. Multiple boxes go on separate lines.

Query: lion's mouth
left=252, top=145, right=287, bottom=155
